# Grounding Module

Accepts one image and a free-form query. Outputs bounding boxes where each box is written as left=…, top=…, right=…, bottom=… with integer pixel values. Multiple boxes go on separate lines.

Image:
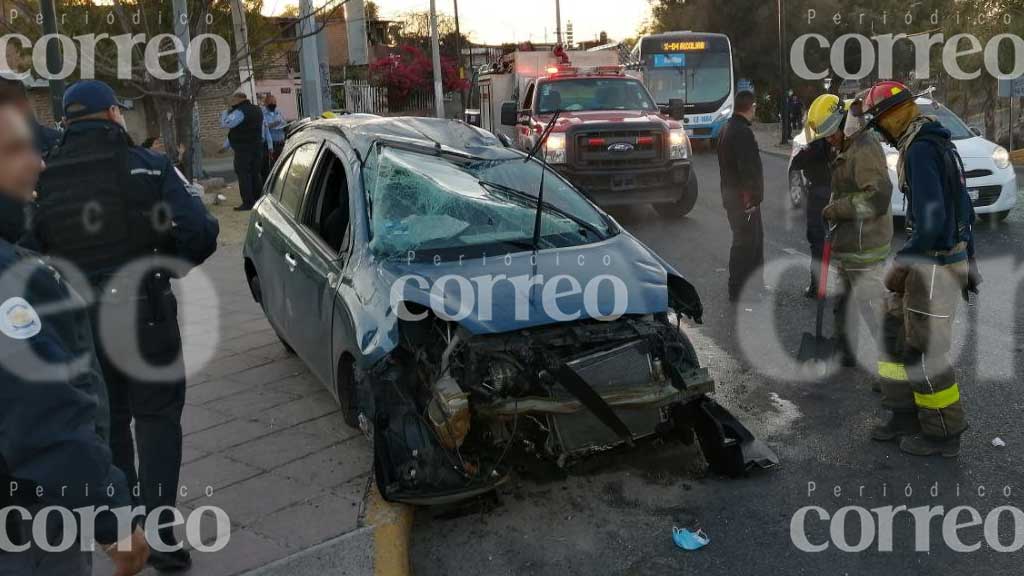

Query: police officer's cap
left=63, top=80, right=128, bottom=120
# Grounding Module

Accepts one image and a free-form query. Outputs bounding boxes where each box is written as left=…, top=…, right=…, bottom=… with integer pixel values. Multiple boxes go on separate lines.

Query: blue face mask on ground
left=672, top=527, right=710, bottom=550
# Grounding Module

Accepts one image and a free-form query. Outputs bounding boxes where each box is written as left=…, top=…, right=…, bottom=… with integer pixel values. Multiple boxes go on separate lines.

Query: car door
left=256, top=141, right=322, bottom=351
left=286, top=142, right=354, bottom=387
left=250, top=149, right=296, bottom=338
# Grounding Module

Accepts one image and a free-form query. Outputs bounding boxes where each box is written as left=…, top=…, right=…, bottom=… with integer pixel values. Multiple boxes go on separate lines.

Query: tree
left=1, top=0, right=344, bottom=178
left=369, top=44, right=468, bottom=108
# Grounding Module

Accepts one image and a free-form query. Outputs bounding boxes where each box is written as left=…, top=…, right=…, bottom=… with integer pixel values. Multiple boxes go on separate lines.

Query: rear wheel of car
left=336, top=357, right=360, bottom=429
left=654, top=170, right=699, bottom=218
left=246, top=271, right=295, bottom=355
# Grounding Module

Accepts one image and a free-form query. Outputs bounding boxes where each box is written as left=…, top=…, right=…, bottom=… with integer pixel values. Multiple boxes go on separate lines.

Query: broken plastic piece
left=992, top=437, right=1006, bottom=448
left=672, top=527, right=709, bottom=551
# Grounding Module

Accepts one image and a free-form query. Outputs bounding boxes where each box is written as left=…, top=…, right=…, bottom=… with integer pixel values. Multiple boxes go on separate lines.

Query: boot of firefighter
left=870, top=411, right=920, bottom=442
left=899, top=432, right=962, bottom=458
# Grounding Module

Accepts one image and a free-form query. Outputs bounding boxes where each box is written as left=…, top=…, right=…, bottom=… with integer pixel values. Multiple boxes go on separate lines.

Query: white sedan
left=789, top=97, right=1017, bottom=221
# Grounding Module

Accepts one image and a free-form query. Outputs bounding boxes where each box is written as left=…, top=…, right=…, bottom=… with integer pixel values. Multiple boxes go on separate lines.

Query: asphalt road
left=410, top=148, right=1024, bottom=575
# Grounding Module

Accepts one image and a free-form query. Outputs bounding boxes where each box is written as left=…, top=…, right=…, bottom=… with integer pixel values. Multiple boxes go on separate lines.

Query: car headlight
left=669, top=128, right=689, bottom=160
left=717, top=106, right=733, bottom=121
left=886, top=152, right=899, bottom=172
left=543, top=132, right=567, bottom=164
left=993, top=145, right=1010, bottom=170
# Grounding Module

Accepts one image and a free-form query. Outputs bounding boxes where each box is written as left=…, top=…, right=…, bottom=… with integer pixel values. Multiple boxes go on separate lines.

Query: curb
left=759, top=145, right=792, bottom=160
left=362, top=476, right=415, bottom=576
left=238, top=475, right=414, bottom=576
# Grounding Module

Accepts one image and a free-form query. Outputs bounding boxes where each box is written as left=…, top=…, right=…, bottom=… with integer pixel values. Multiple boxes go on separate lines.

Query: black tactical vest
left=34, top=123, right=170, bottom=287
left=228, top=101, right=264, bottom=152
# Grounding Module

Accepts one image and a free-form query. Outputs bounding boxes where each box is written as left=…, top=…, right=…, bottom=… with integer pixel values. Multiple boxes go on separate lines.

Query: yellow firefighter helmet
left=804, top=94, right=846, bottom=143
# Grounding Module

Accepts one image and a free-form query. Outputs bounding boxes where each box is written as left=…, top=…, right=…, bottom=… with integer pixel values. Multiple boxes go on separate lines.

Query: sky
left=262, top=0, right=652, bottom=45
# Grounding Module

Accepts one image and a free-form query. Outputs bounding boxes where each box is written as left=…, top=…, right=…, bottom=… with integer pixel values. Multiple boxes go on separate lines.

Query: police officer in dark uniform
left=0, top=104, right=149, bottom=576
left=221, top=91, right=266, bottom=211
left=32, top=80, right=219, bottom=572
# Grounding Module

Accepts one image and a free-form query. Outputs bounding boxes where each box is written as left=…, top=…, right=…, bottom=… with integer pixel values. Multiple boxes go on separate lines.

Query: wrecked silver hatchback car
left=242, top=116, right=776, bottom=505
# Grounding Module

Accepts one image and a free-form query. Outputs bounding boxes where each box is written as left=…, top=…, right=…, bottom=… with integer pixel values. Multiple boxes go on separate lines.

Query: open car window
left=365, top=146, right=613, bottom=259
left=302, top=147, right=352, bottom=254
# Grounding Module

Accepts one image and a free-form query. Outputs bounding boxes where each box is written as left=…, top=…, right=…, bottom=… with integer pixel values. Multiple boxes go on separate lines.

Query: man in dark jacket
left=221, top=91, right=266, bottom=211
left=863, top=81, right=978, bottom=458
left=717, top=90, right=765, bottom=302
left=0, top=105, right=148, bottom=576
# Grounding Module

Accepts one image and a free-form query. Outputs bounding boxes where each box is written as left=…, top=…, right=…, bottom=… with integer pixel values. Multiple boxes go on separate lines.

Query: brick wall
left=197, top=94, right=231, bottom=156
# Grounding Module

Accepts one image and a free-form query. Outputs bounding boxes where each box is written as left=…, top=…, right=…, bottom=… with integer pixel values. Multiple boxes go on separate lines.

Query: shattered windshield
left=365, top=146, right=613, bottom=258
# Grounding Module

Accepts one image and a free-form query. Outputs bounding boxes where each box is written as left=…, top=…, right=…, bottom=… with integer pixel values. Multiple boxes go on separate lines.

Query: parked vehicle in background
left=631, top=32, right=735, bottom=146
left=476, top=48, right=697, bottom=218
left=789, top=97, right=1016, bottom=221
left=242, top=115, right=775, bottom=505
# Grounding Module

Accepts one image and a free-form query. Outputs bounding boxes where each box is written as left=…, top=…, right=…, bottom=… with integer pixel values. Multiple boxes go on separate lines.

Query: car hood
left=379, top=233, right=675, bottom=335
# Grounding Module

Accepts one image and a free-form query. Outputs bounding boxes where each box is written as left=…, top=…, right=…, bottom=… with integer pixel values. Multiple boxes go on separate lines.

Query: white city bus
left=632, top=32, right=735, bottom=145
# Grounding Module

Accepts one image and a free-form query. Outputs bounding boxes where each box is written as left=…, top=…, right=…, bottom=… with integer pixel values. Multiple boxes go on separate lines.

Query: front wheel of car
left=654, top=171, right=699, bottom=218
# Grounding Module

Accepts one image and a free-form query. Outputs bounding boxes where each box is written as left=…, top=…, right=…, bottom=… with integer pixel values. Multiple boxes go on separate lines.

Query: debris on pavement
left=673, top=527, right=710, bottom=551
left=992, top=437, right=1006, bottom=448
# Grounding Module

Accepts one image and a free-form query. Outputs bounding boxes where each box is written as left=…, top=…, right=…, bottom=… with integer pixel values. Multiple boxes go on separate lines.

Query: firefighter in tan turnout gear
left=804, top=94, right=893, bottom=371
left=863, top=81, right=980, bottom=458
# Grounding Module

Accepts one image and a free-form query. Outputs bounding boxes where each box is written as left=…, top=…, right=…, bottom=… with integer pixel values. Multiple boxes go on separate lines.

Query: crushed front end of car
left=365, top=308, right=776, bottom=505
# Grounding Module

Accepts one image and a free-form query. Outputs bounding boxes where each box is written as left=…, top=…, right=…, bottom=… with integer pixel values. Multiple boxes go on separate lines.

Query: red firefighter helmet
left=862, top=81, right=914, bottom=123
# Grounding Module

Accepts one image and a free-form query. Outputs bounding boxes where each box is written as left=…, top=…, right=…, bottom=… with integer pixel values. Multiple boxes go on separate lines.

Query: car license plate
left=968, top=188, right=980, bottom=201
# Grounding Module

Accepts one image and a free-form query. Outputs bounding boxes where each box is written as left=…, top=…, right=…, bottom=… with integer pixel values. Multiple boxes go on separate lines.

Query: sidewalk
left=751, top=121, right=793, bottom=159
left=91, top=242, right=379, bottom=576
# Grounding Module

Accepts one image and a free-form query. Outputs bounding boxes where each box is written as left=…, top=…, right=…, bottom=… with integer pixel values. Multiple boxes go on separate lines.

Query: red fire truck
left=476, top=49, right=697, bottom=217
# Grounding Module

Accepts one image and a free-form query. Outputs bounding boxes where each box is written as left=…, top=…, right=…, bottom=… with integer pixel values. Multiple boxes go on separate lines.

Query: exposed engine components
left=427, top=372, right=471, bottom=449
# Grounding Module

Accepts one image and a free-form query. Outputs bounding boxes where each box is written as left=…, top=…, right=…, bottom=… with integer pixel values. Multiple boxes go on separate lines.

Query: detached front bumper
left=554, top=160, right=693, bottom=207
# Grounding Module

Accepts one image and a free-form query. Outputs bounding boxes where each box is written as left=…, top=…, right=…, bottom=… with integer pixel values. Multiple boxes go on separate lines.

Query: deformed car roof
left=297, top=114, right=518, bottom=161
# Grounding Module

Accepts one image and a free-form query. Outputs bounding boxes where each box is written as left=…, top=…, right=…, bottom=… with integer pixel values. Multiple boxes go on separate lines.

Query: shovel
left=798, top=227, right=835, bottom=365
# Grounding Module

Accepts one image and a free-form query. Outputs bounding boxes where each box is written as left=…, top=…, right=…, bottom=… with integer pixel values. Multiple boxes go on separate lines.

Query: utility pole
left=778, top=0, right=790, bottom=144
left=298, top=0, right=324, bottom=117
left=38, top=0, right=65, bottom=121
left=172, top=0, right=202, bottom=179
left=554, top=0, right=562, bottom=45
left=429, top=0, right=445, bottom=119
left=453, top=0, right=466, bottom=116
left=229, top=0, right=257, bottom=100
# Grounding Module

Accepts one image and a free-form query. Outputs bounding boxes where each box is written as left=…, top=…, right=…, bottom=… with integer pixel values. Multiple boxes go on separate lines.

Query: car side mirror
left=667, top=98, right=686, bottom=121
left=501, top=101, right=518, bottom=126
left=970, top=126, right=983, bottom=137
left=497, top=133, right=513, bottom=147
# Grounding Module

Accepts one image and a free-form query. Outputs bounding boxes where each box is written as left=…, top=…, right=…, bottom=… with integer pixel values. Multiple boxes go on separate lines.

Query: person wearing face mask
left=32, top=80, right=219, bottom=572
left=861, top=81, right=979, bottom=458
left=262, top=94, right=286, bottom=164
left=807, top=94, right=893, bottom=373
